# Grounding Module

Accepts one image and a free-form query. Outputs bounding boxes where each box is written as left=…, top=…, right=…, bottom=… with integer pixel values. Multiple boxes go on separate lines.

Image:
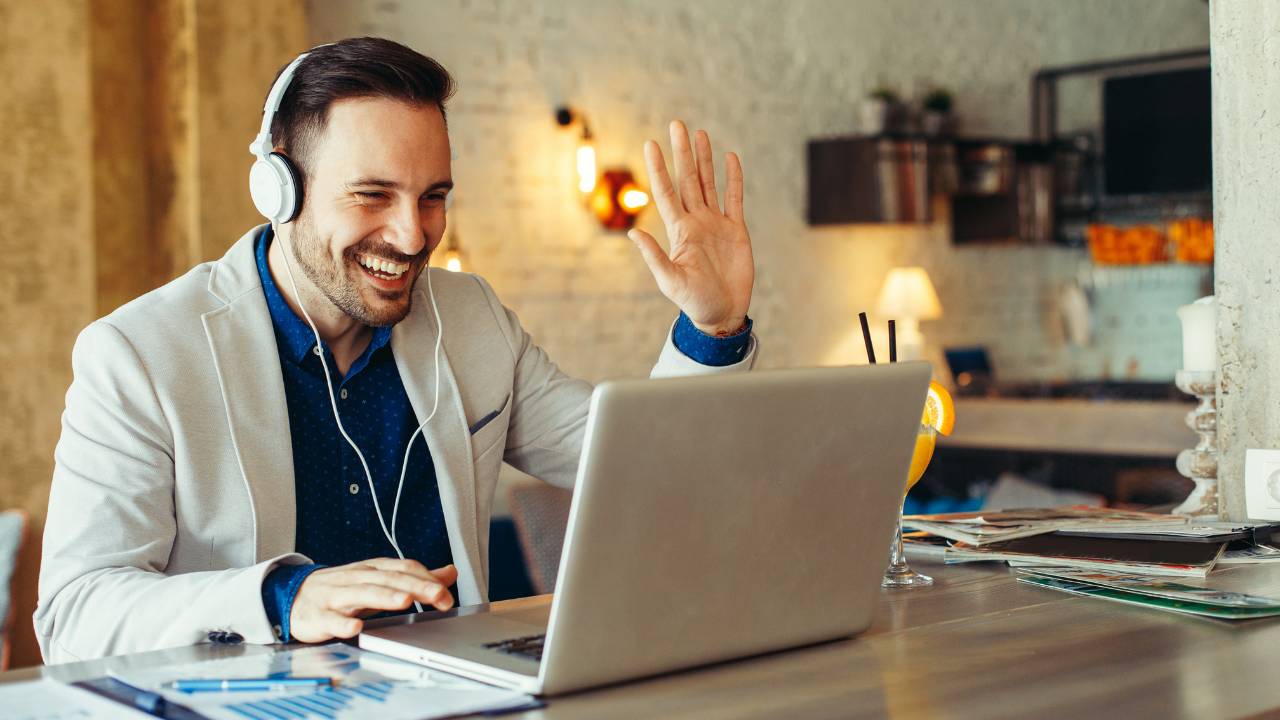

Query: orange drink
left=905, top=426, right=937, bottom=495
left=884, top=380, right=954, bottom=589
left=903, top=379, right=951, bottom=494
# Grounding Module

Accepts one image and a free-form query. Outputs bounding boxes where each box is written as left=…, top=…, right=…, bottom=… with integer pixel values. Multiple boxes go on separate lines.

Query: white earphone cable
left=390, top=265, right=445, bottom=547
left=277, top=231, right=445, bottom=614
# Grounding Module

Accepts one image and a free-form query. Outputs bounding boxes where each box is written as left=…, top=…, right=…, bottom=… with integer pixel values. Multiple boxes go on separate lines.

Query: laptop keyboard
left=483, top=633, right=546, bottom=661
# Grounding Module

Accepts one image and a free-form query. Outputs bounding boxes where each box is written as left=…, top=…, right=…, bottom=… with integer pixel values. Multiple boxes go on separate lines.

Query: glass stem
left=886, top=512, right=908, bottom=574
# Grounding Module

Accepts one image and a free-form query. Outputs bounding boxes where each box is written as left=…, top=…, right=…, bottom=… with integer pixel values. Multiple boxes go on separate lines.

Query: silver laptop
left=359, top=362, right=931, bottom=696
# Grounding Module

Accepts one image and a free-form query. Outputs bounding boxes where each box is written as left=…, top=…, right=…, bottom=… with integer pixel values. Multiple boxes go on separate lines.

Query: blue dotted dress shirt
left=255, top=227, right=752, bottom=641
left=255, top=228, right=451, bottom=640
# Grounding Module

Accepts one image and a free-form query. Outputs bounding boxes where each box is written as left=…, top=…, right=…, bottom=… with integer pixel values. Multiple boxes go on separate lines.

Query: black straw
left=888, top=320, right=897, bottom=363
left=858, top=312, right=876, bottom=364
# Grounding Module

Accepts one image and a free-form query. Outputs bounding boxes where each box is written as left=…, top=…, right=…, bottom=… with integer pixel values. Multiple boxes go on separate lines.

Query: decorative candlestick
left=1176, top=298, right=1216, bottom=374
left=1173, top=369, right=1217, bottom=518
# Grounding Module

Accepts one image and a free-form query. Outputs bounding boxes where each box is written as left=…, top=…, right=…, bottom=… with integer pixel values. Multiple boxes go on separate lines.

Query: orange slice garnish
left=922, top=380, right=955, bottom=436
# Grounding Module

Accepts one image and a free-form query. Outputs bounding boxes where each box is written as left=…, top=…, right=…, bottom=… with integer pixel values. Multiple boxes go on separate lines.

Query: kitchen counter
left=942, top=397, right=1195, bottom=458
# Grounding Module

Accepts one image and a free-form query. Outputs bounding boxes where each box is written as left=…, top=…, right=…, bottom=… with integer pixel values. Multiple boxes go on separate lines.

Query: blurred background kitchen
left=0, top=0, right=1231, bottom=668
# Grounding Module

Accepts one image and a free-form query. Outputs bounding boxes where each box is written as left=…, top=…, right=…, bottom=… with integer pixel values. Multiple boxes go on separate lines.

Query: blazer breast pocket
left=468, top=392, right=511, bottom=456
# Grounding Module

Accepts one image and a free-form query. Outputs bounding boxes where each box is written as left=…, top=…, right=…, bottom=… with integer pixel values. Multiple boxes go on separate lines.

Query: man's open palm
left=629, top=121, right=755, bottom=336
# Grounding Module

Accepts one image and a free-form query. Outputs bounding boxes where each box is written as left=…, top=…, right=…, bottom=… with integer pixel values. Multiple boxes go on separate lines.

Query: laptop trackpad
left=415, top=608, right=548, bottom=646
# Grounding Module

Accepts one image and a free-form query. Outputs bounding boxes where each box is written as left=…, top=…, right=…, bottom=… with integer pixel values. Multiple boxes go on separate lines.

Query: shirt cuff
left=261, top=563, right=324, bottom=642
left=671, top=312, right=753, bottom=367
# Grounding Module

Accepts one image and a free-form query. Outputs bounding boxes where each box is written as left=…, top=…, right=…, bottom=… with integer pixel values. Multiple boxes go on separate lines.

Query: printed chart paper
left=114, top=644, right=534, bottom=720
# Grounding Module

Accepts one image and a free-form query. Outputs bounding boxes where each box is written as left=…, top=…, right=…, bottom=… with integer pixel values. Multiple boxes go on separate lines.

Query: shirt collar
left=255, top=226, right=393, bottom=366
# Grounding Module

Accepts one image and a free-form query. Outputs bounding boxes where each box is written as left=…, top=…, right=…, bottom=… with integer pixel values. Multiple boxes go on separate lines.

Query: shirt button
left=349, top=483, right=360, bottom=495
left=340, top=388, right=349, bottom=400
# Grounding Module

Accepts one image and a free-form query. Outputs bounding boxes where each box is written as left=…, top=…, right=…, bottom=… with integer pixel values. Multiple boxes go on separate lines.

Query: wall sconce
left=434, top=198, right=468, bottom=272
left=556, top=106, right=649, bottom=230
left=575, top=130, right=596, bottom=194
left=590, top=169, right=649, bottom=230
left=439, top=231, right=466, bottom=272
left=556, top=106, right=596, bottom=194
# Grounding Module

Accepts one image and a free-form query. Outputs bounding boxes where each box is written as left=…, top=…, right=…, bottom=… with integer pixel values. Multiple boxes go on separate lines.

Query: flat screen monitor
left=1103, top=66, right=1211, bottom=196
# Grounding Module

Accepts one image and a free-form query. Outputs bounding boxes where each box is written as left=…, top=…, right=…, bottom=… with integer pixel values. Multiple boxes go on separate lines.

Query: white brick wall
left=308, top=0, right=1209, bottom=383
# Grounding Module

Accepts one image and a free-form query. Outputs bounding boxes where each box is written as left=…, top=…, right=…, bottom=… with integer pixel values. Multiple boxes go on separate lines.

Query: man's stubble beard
left=287, top=209, right=419, bottom=328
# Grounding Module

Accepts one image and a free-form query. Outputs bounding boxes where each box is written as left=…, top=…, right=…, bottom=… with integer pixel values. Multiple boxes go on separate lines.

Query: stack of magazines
left=902, top=506, right=1280, bottom=578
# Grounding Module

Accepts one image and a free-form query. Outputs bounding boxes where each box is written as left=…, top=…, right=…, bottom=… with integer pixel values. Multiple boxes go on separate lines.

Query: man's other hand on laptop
left=289, top=559, right=458, bottom=642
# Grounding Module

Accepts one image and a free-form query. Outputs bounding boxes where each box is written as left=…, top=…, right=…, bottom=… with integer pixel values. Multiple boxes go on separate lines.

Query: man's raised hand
left=628, top=121, right=755, bottom=336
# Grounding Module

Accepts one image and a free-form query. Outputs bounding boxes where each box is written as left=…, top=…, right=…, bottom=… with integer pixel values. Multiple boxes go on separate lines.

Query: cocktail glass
left=882, top=424, right=936, bottom=588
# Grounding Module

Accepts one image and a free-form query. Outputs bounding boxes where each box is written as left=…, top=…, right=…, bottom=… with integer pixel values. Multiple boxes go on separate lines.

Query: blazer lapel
left=203, top=229, right=297, bottom=563
left=392, top=282, right=485, bottom=605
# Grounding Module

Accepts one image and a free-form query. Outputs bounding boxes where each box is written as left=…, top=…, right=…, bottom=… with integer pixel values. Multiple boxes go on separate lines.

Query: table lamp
left=875, top=266, right=942, bottom=361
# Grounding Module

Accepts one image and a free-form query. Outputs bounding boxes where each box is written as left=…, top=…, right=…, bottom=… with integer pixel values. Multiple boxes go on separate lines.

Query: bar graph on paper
left=113, top=644, right=532, bottom=720
left=222, top=680, right=393, bottom=720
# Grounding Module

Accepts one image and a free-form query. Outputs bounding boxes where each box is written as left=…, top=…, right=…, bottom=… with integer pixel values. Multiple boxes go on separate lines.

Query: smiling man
left=36, top=37, right=757, bottom=662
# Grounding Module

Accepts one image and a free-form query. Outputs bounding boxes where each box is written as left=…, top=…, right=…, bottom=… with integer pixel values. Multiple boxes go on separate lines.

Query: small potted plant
left=921, top=87, right=954, bottom=136
left=861, top=85, right=899, bottom=135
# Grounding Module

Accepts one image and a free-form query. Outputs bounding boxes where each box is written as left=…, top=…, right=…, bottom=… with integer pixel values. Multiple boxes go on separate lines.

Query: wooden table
left=9, top=556, right=1280, bottom=719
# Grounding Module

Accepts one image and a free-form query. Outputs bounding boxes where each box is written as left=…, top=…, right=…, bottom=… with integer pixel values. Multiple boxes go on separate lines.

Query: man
left=36, top=37, right=757, bottom=662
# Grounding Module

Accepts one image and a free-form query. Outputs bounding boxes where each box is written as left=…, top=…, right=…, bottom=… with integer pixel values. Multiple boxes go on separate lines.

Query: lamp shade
left=876, top=266, right=943, bottom=320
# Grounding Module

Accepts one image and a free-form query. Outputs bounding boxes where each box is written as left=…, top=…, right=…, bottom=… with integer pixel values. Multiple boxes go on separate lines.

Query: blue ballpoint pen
left=171, top=676, right=334, bottom=693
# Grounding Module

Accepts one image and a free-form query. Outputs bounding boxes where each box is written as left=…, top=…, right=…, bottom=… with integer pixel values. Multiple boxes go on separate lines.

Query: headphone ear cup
left=272, top=152, right=304, bottom=223
left=248, top=153, right=304, bottom=223
left=249, top=157, right=284, bottom=221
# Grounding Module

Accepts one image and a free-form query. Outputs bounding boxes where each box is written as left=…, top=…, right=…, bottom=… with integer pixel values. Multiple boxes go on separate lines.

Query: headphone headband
left=249, top=46, right=331, bottom=223
left=249, top=52, right=310, bottom=158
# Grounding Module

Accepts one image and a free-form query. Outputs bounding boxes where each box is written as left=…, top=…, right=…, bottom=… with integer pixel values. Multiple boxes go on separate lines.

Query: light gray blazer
left=36, top=226, right=756, bottom=663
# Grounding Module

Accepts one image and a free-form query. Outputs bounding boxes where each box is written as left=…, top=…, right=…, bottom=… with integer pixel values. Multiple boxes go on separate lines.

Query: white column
left=1210, top=1, right=1280, bottom=519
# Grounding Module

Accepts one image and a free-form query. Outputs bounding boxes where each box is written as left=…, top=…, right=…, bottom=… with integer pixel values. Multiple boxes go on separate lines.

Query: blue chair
left=0, top=510, right=26, bottom=671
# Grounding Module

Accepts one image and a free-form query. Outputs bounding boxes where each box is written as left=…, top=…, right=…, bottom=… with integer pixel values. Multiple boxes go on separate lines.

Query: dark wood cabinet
left=806, top=135, right=1055, bottom=245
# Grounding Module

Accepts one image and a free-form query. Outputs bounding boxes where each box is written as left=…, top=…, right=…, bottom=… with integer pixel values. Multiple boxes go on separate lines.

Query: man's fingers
left=725, top=151, right=745, bottom=223
left=329, top=583, right=415, bottom=615
left=295, top=609, right=361, bottom=642
left=331, top=559, right=457, bottom=611
left=628, top=228, right=678, bottom=292
left=668, top=120, right=704, bottom=211
left=333, top=569, right=451, bottom=606
left=327, top=612, right=363, bottom=639
left=362, top=557, right=428, bottom=574
left=362, top=557, right=448, bottom=585
left=643, top=140, right=682, bottom=222
left=431, top=564, right=460, bottom=587
left=423, top=565, right=458, bottom=610
left=694, top=130, right=720, bottom=212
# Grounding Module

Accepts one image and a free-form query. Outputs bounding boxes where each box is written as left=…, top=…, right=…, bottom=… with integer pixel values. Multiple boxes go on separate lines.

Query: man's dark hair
left=269, top=37, right=455, bottom=179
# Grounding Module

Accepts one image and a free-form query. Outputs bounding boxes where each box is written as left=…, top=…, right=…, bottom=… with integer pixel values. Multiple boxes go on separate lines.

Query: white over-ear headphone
left=248, top=52, right=309, bottom=223
left=250, top=48, right=449, bottom=613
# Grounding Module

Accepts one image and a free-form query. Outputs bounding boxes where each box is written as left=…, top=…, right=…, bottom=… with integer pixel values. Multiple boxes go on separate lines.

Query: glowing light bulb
left=441, top=248, right=464, bottom=272
left=576, top=143, right=596, bottom=194
left=619, top=188, right=649, bottom=212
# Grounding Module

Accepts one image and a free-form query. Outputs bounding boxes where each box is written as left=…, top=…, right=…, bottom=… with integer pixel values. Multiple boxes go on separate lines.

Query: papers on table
left=905, top=505, right=1280, bottom=578
left=1057, top=520, right=1279, bottom=542
left=902, top=506, right=1190, bottom=547
left=1219, top=544, right=1280, bottom=564
left=1016, top=567, right=1280, bottom=620
left=949, top=534, right=1224, bottom=577
left=0, top=677, right=150, bottom=719
left=902, top=532, right=949, bottom=559
left=112, top=643, right=536, bottom=720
